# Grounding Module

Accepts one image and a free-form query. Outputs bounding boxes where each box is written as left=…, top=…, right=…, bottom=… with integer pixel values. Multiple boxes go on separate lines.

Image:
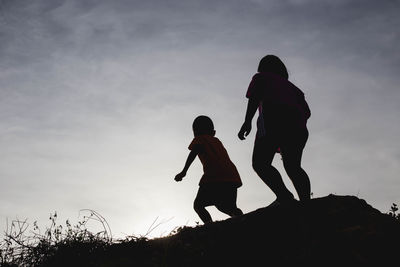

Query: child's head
left=257, top=55, right=289, bottom=80
left=192, top=115, right=215, bottom=137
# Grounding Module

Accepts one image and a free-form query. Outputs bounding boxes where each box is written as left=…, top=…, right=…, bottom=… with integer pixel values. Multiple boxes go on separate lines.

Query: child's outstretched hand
left=174, top=171, right=186, bottom=182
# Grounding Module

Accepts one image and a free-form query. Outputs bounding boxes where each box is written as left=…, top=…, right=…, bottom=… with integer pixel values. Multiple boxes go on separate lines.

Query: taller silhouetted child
left=238, top=55, right=311, bottom=205
left=175, top=115, right=243, bottom=223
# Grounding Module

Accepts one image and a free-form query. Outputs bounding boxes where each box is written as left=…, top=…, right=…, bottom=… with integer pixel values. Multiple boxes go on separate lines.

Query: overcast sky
left=1, top=0, right=399, bottom=238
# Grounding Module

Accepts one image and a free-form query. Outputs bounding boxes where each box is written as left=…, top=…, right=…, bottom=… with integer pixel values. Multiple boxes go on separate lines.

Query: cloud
left=0, top=0, right=399, bottom=237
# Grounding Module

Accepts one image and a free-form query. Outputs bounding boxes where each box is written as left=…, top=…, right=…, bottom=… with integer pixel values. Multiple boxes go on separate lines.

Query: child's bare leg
left=216, top=205, right=243, bottom=217
left=193, top=201, right=212, bottom=223
left=281, top=130, right=311, bottom=202
left=252, top=138, right=294, bottom=201
left=216, top=188, right=243, bottom=217
left=282, top=148, right=311, bottom=202
left=193, top=187, right=213, bottom=223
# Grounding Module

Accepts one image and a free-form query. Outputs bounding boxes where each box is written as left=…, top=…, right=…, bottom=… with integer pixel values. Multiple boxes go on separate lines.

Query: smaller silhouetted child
left=175, top=115, right=243, bottom=223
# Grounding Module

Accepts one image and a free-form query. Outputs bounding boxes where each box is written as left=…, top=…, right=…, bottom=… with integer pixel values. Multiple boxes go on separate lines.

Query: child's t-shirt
left=188, top=135, right=242, bottom=187
left=246, top=72, right=311, bottom=138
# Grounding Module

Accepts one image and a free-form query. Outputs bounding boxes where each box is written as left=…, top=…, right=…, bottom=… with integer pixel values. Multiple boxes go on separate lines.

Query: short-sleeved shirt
left=246, top=72, right=311, bottom=138
left=189, top=135, right=242, bottom=187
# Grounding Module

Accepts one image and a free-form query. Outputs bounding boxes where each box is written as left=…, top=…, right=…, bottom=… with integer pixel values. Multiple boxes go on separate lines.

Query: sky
left=0, top=0, right=399, bottom=239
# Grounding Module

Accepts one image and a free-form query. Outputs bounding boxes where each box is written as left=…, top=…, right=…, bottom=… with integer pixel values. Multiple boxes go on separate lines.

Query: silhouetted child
left=238, top=55, right=311, bottom=205
left=175, top=115, right=243, bottom=223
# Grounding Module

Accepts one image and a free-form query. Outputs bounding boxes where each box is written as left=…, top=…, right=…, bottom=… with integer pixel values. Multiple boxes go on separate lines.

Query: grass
left=1, top=200, right=399, bottom=266
left=0, top=210, right=116, bottom=266
left=0, top=210, right=188, bottom=266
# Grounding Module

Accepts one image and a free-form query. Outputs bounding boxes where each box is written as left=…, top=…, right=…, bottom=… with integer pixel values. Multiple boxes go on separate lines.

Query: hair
left=257, top=55, right=289, bottom=79
left=192, top=115, right=214, bottom=136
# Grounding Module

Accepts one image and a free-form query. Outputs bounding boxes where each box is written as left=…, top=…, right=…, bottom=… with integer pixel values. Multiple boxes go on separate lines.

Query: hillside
left=11, top=194, right=400, bottom=266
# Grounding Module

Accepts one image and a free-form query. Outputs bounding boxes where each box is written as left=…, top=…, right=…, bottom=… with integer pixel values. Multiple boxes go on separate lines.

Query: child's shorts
left=194, top=183, right=239, bottom=208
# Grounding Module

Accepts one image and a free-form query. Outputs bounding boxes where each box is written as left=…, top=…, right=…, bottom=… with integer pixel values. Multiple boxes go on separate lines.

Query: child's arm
left=174, top=146, right=201, bottom=181
left=238, top=97, right=259, bottom=140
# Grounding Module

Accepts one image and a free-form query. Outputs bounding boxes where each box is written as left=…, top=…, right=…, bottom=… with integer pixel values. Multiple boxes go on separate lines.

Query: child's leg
left=218, top=205, right=243, bottom=217
left=193, top=187, right=212, bottom=223
left=216, top=203, right=243, bottom=217
left=193, top=203, right=212, bottom=223
left=252, top=137, right=294, bottom=202
left=215, top=187, right=243, bottom=217
left=281, top=130, right=311, bottom=202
